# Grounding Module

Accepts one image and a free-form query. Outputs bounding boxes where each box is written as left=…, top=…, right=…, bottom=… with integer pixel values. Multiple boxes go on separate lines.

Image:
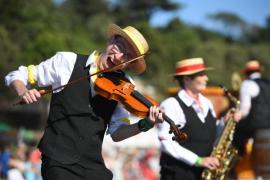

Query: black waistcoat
left=38, top=54, right=117, bottom=169
left=245, top=78, right=270, bottom=130
left=175, top=95, right=216, bottom=157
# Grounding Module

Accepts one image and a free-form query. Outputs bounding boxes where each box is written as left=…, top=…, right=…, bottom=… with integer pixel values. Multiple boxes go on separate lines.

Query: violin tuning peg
left=169, top=130, right=172, bottom=134
left=172, top=136, right=176, bottom=141
left=177, top=124, right=181, bottom=128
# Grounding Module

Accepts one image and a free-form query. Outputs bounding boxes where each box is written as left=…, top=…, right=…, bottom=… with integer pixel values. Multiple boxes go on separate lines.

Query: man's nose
left=204, top=75, right=209, bottom=81
left=114, top=53, right=124, bottom=62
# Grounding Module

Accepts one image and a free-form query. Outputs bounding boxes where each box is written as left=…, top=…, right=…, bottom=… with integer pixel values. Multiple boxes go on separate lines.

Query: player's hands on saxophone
left=224, top=108, right=242, bottom=123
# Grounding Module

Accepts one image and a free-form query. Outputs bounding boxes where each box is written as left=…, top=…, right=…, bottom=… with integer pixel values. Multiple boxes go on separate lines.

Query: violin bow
left=14, top=53, right=148, bottom=105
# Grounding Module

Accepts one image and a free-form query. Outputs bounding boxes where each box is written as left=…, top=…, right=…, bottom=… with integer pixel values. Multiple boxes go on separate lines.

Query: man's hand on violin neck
left=148, top=106, right=164, bottom=124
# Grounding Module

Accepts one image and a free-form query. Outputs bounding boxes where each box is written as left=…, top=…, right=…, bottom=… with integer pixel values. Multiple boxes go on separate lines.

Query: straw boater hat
left=174, top=57, right=213, bottom=76
left=107, top=24, right=149, bottom=74
left=242, top=60, right=262, bottom=73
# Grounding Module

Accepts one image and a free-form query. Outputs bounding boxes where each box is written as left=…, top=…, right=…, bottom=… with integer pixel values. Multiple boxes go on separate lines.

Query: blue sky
left=150, top=0, right=270, bottom=28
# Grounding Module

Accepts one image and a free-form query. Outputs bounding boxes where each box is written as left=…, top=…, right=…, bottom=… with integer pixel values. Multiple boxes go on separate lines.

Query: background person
left=233, top=60, right=270, bottom=154
left=233, top=60, right=270, bottom=178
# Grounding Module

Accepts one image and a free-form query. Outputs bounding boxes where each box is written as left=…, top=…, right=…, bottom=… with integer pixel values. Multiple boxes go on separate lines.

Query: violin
left=94, top=71, right=187, bottom=142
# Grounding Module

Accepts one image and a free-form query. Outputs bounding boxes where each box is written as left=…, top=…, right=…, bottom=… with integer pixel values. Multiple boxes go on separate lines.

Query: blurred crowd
left=103, top=147, right=160, bottom=180
left=0, top=138, right=160, bottom=180
left=0, top=142, right=42, bottom=180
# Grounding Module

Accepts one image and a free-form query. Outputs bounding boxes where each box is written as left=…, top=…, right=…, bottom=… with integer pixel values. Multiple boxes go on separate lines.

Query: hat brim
left=173, top=67, right=214, bottom=76
left=107, top=24, right=146, bottom=74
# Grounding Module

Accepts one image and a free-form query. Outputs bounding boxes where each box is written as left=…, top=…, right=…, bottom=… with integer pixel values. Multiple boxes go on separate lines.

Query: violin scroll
left=164, top=114, right=188, bottom=142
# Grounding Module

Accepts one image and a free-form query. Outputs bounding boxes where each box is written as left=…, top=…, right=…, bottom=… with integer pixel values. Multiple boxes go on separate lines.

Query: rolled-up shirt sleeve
left=5, top=52, right=76, bottom=90
left=5, top=66, right=28, bottom=86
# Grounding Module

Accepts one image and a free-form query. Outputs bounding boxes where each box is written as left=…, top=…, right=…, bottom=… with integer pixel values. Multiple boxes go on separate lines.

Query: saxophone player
left=157, top=58, right=242, bottom=180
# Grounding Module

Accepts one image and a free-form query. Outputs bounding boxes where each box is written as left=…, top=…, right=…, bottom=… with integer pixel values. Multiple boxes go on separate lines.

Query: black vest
left=245, top=78, right=270, bottom=130
left=175, top=95, right=216, bottom=156
left=38, top=54, right=117, bottom=169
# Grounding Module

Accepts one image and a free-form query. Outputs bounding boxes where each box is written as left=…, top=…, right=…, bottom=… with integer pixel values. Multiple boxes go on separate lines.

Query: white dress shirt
left=157, top=89, right=217, bottom=165
left=239, top=72, right=261, bottom=118
left=5, top=51, right=131, bottom=134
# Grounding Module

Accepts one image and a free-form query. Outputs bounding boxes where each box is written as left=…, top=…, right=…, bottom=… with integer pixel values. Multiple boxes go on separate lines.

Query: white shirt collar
left=86, top=50, right=99, bottom=67
left=178, top=89, right=201, bottom=106
left=178, top=89, right=214, bottom=118
left=178, top=89, right=209, bottom=107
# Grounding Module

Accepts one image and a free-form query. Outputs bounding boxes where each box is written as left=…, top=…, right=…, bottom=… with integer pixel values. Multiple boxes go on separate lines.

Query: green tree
left=111, top=0, right=180, bottom=25
left=61, top=0, right=110, bottom=21
left=208, top=12, right=246, bottom=40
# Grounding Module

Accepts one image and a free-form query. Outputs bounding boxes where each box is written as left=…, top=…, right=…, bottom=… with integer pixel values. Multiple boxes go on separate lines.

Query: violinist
left=157, top=58, right=241, bottom=180
left=4, top=24, right=164, bottom=180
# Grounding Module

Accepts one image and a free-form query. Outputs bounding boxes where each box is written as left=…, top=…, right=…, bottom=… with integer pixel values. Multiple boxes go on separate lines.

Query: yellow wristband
left=27, top=65, right=36, bottom=85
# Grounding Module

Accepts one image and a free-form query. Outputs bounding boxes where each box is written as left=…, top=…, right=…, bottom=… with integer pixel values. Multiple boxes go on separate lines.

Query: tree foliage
left=111, top=0, right=179, bottom=24
left=1, top=0, right=270, bottom=100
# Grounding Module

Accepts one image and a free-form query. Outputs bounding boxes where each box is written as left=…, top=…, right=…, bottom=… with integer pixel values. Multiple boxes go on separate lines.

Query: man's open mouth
left=108, top=56, right=116, bottom=66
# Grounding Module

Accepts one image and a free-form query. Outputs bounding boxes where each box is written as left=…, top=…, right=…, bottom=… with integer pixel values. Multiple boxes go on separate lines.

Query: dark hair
left=174, top=76, right=185, bottom=89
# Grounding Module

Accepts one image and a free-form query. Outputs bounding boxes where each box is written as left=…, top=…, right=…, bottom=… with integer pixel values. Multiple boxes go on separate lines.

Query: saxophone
left=201, top=86, right=240, bottom=180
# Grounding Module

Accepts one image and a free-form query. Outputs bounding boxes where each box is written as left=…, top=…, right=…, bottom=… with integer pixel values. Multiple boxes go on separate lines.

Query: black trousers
left=41, top=156, right=113, bottom=180
left=233, top=120, right=255, bottom=155
left=160, top=153, right=203, bottom=180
